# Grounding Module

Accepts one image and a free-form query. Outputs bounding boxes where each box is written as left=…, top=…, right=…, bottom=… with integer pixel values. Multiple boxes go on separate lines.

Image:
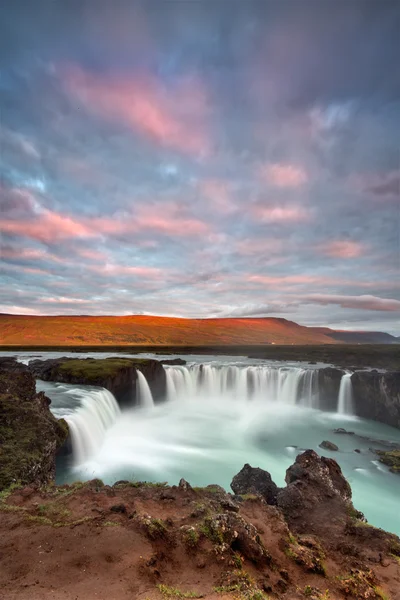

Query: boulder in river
left=319, top=440, right=339, bottom=451
left=334, top=428, right=355, bottom=435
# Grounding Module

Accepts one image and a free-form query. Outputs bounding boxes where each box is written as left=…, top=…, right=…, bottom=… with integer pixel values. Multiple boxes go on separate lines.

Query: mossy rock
left=375, top=450, right=400, bottom=474
left=0, top=369, right=69, bottom=491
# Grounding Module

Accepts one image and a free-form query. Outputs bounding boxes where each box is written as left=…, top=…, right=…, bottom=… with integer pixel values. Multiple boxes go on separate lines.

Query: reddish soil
left=1, top=481, right=399, bottom=600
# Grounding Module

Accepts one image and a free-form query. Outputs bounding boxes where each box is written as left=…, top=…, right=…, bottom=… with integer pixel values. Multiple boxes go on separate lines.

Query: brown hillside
left=0, top=315, right=337, bottom=346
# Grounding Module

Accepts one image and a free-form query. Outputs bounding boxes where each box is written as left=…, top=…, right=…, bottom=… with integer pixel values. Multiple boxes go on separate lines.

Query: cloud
left=364, top=170, right=400, bottom=199
left=250, top=205, right=311, bottom=224
left=62, top=65, right=211, bottom=156
left=213, top=302, right=295, bottom=318
left=260, top=163, right=308, bottom=188
left=321, top=240, right=364, bottom=259
left=305, top=294, right=400, bottom=312
left=0, top=209, right=94, bottom=243
left=199, top=180, right=236, bottom=213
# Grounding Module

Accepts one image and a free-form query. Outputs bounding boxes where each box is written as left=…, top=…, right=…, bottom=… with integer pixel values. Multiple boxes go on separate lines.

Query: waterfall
left=65, top=388, right=120, bottom=465
left=337, top=373, right=354, bottom=415
left=164, top=364, right=320, bottom=408
left=136, top=371, right=154, bottom=408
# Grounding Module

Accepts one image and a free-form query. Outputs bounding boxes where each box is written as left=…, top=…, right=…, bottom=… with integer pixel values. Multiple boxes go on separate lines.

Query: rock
left=334, top=428, right=355, bottom=435
left=230, top=463, right=279, bottom=505
left=160, top=359, right=186, bottom=365
left=277, top=450, right=353, bottom=533
left=28, top=357, right=166, bottom=407
left=110, top=504, right=127, bottom=514
left=351, top=371, right=400, bottom=430
left=205, top=512, right=271, bottom=565
left=178, top=478, right=192, bottom=491
left=0, top=367, right=68, bottom=490
left=317, top=368, right=344, bottom=411
left=354, top=449, right=361, bottom=453
left=374, top=449, right=400, bottom=474
left=319, top=440, right=339, bottom=451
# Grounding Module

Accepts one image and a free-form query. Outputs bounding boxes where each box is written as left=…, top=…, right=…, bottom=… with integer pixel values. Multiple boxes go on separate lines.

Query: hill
left=0, top=314, right=337, bottom=346
left=0, top=314, right=398, bottom=346
left=310, top=327, right=399, bottom=345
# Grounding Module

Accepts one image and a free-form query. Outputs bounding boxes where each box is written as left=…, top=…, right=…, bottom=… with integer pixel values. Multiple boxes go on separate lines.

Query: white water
left=34, top=360, right=400, bottom=536
left=136, top=370, right=155, bottom=408
left=165, top=364, right=320, bottom=408
left=62, top=388, right=120, bottom=465
left=338, top=373, right=354, bottom=415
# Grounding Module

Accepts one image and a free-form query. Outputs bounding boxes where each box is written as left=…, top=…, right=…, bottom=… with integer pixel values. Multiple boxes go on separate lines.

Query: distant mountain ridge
left=309, top=327, right=399, bottom=345
left=0, top=314, right=398, bottom=346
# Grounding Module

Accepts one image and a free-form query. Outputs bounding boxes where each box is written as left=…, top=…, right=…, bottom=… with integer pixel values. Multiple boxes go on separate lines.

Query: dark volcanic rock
left=277, top=450, right=352, bottom=534
left=351, top=371, right=400, bottom=429
left=29, top=357, right=166, bottom=407
left=334, top=428, right=355, bottom=434
left=317, top=367, right=344, bottom=411
left=230, top=463, right=279, bottom=505
left=319, top=440, right=339, bottom=451
left=161, top=358, right=186, bottom=365
left=0, top=366, right=68, bottom=490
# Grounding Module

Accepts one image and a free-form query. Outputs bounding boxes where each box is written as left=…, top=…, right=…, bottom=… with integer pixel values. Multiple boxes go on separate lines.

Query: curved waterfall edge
left=64, top=364, right=354, bottom=466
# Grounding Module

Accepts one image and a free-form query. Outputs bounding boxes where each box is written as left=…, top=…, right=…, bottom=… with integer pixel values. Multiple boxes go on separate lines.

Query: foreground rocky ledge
left=1, top=451, right=399, bottom=600
left=0, top=362, right=68, bottom=490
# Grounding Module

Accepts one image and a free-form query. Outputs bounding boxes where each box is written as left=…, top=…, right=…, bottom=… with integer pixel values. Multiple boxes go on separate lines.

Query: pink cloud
left=236, top=238, right=284, bottom=256
left=321, top=240, right=364, bottom=259
left=250, top=205, right=310, bottom=223
left=74, top=248, right=108, bottom=261
left=248, top=274, right=319, bottom=286
left=200, top=180, right=236, bottom=213
left=0, top=209, right=94, bottom=243
left=260, top=163, right=308, bottom=188
left=1, top=247, right=66, bottom=264
left=89, top=263, right=163, bottom=279
left=62, top=66, right=211, bottom=155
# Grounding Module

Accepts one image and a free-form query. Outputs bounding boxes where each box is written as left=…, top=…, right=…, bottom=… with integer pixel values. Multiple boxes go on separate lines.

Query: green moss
left=232, top=552, right=243, bottom=569
left=373, top=587, right=390, bottom=600
left=183, top=527, right=199, bottom=548
left=146, top=518, right=168, bottom=539
left=0, top=482, right=21, bottom=502
left=199, top=517, right=224, bottom=545
left=103, top=521, right=121, bottom=527
left=157, top=584, right=202, bottom=598
left=240, top=493, right=259, bottom=501
left=375, top=450, right=400, bottom=473
left=57, top=357, right=151, bottom=383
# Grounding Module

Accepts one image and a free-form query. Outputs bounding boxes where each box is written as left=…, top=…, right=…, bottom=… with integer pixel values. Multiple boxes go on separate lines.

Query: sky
left=0, top=0, right=399, bottom=334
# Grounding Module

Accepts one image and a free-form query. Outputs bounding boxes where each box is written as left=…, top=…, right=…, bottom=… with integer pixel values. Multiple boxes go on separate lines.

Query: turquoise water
left=39, top=377, right=400, bottom=537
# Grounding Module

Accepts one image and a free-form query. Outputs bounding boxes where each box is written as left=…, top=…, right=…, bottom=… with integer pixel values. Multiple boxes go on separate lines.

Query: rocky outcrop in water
left=351, top=370, right=400, bottom=429
left=230, top=463, right=279, bottom=505
left=0, top=363, right=68, bottom=490
left=28, top=357, right=166, bottom=407
left=317, top=367, right=343, bottom=411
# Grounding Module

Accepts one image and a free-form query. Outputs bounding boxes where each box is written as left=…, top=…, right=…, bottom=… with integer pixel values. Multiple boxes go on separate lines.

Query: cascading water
left=136, top=371, right=155, bottom=408
left=65, top=388, right=120, bottom=464
left=164, top=364, right=320, bottom=407
left=337, top=373, right=354, bottom=415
